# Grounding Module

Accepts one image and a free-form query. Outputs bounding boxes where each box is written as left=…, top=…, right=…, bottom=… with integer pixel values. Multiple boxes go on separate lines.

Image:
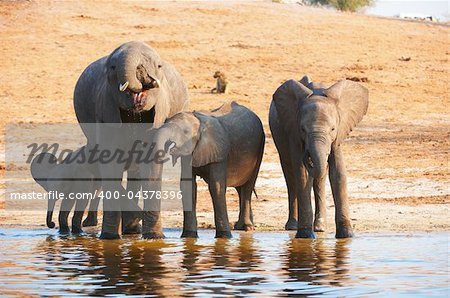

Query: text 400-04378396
left=96, top=190, right=183, bottom=200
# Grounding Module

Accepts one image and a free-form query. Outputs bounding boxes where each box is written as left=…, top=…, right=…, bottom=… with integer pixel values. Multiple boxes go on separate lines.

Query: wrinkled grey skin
left=143, top=102, right=265, bottom=239
left=30, top=147, right=100, bottom=234
left=269, top=76, right=368, bottom=239
left=74, top=41, right=189, bottom=239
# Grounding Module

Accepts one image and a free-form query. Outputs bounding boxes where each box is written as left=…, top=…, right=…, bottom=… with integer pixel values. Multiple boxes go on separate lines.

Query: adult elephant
left=74, top=41, right=189, bottom=239
left=269, top=76, right=368, bottom=239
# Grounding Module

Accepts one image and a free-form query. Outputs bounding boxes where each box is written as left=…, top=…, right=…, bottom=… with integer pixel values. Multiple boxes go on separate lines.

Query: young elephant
left=269, top=76, right=368, bottom=239
left=142, top=101, right=265, bottom=239
left=31, top=147, right=101, bottom=234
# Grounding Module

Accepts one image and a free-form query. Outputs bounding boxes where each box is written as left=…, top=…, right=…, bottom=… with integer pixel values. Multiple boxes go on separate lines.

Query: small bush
left=310, top=0, right=373, bottom=12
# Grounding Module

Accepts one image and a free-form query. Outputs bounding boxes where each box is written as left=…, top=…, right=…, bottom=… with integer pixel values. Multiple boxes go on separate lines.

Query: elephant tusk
left=119, top=81, right=129, bottom=92
left=153, top=78, right=161, bottom=88
left=171, top=155, right=180, bottom=167
left=164, top=140, right=175, bottom=153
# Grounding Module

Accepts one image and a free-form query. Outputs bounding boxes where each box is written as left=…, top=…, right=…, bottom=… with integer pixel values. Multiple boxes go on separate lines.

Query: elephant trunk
left=154, top=127, right=171, bottom=152
left=149, top=134, right=165, bottom=191
left=47, top=198, right=56, bottom=228
left=304, top=136, right=330, bottom=179
left=117, top=52, right=142, bottom=93
left=154, top=125, right=191, bottom=167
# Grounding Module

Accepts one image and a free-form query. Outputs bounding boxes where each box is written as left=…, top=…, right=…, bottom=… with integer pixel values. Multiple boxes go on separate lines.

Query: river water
left=0, top=229, right=448, bottom=297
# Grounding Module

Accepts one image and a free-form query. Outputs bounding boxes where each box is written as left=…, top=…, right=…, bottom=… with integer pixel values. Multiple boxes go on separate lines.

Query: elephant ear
left=153, top=75, right=171, bottom=127
left=97, top=82, right=122, bottom=127
left=324, top=80, right=369, bottom=144
left=30, top=153, right=58, bottom=191
left=272, top=79, right=313, bottom=134
left=191, top=114, right=230, bottom=167
left=153, top=61, right=189, bottom=127
left=299, top=75, right=327, bottom=95
left=299, top=75, right=312, bottom=87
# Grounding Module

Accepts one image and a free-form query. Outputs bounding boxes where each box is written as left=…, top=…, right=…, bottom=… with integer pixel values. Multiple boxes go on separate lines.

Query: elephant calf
left=31, top=147, right=100, bottom=234
left=269, top=75, right=368, bottom=239
left=143, top=101, right=265, bottom=239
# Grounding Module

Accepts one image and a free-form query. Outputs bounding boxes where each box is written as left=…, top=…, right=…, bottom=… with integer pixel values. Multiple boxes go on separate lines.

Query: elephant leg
left=313, top=176, right=327, bottom=232
left=142, top=163, right=164, bottom=239
left=83, top=167, right=102, bottom=227
left=96, top=129, right=127, bottom=239
left=72, top=196, right=89, bottom=234
left=295, top=161, right=315, bottom=239
left=285, top=174, right=298, bottom=231
left=100, top=180, right=123, bottom=240
left=209, top=164, right=232, bottom=238
left=122, top=167, right=142, bottom=235
left=181, top=178, right=198, bottom=238
left=83, top=195, right=100, bottom=227
left=329, top=146, right=354, bottom=238
left=181, top=157, right=198, bottom=238
left=234, top=184, right=254, bottom=231
left=59, top=198, right=75, bottom=234
left=46, top=197, right=58, bottom=229
left=142, top=199, right=164, bottom=239
left=235, top=148, right=262, bottom=232
left=58, top=212, right=71, bottom=234
left=277, top=142, right=298, bottom=230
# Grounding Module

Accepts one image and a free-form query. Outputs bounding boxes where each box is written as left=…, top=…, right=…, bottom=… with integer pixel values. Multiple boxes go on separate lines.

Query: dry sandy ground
left=0, top=0, right=448, bottom=234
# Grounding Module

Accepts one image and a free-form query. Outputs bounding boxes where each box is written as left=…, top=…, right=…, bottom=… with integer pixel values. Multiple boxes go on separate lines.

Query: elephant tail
left=253, top=188, right=259, bottom=200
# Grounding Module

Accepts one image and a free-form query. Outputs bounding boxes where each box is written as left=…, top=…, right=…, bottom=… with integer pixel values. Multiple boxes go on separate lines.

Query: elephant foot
left=71, top=226, right=84, bottom=235
left=336, top=225, right=354, bottom=239
left=234, top=221, right=254, bottom=231
left=181, top=230, right=199, bottom=238
left=142, top=231, right=165, bottom=239
left=314, top=218, right=326, bottom=232
left=58, top=226, right=70, bottom=235
left=82, top=216, right=98, bottom=227
left=99, top=232, right=121, bottom=240
left=295, top=228, right=316, bottom=239
left=215, top=230, right=232, bottom=238
left=284, top=218, right=298, bottom=230
left=122, top=223, right=142, bottom=235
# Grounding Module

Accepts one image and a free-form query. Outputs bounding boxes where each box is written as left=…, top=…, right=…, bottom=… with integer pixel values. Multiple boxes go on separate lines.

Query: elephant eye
left=110, top=65, right=116, bottom=70
left=331, top=127, right=336, bottom=131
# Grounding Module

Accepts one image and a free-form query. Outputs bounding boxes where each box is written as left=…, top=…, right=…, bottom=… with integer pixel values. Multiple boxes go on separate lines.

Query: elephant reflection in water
left=37, top=234, right=269, bottom=296
left=181, top=238, right=204, bottom=274
left=236, top=234, right=262, bottom=269
left=179, top=235, right=265, bottom=296
left=284, top=238, right=351, bottom=289
left=37, top=237, right=184, bottom=296
left=180, top=235, right=261, bottom=274
left=210, top=235, right=263, bottom=271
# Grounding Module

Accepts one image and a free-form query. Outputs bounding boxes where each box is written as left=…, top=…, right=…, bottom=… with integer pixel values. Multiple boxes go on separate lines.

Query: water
left=366, top=0, right=449, bottom=21
left=0, top=229, right=448, bottom=297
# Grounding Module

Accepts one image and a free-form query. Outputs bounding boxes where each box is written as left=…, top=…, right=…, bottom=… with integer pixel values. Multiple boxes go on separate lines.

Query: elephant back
left=214, top=101, right=264, bottom=144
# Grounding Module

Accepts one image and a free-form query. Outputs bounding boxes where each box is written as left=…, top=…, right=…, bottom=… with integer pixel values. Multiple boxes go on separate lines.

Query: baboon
left=211, top=71, right=229, bottom=94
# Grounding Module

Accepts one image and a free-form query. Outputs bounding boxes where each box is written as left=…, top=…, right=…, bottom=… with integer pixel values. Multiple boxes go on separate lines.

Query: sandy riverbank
left=0, top=0, right=448, bottom=234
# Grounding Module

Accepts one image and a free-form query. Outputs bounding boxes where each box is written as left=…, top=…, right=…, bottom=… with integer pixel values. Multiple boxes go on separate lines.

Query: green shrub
left=310, top=0, right=373, bottom=12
